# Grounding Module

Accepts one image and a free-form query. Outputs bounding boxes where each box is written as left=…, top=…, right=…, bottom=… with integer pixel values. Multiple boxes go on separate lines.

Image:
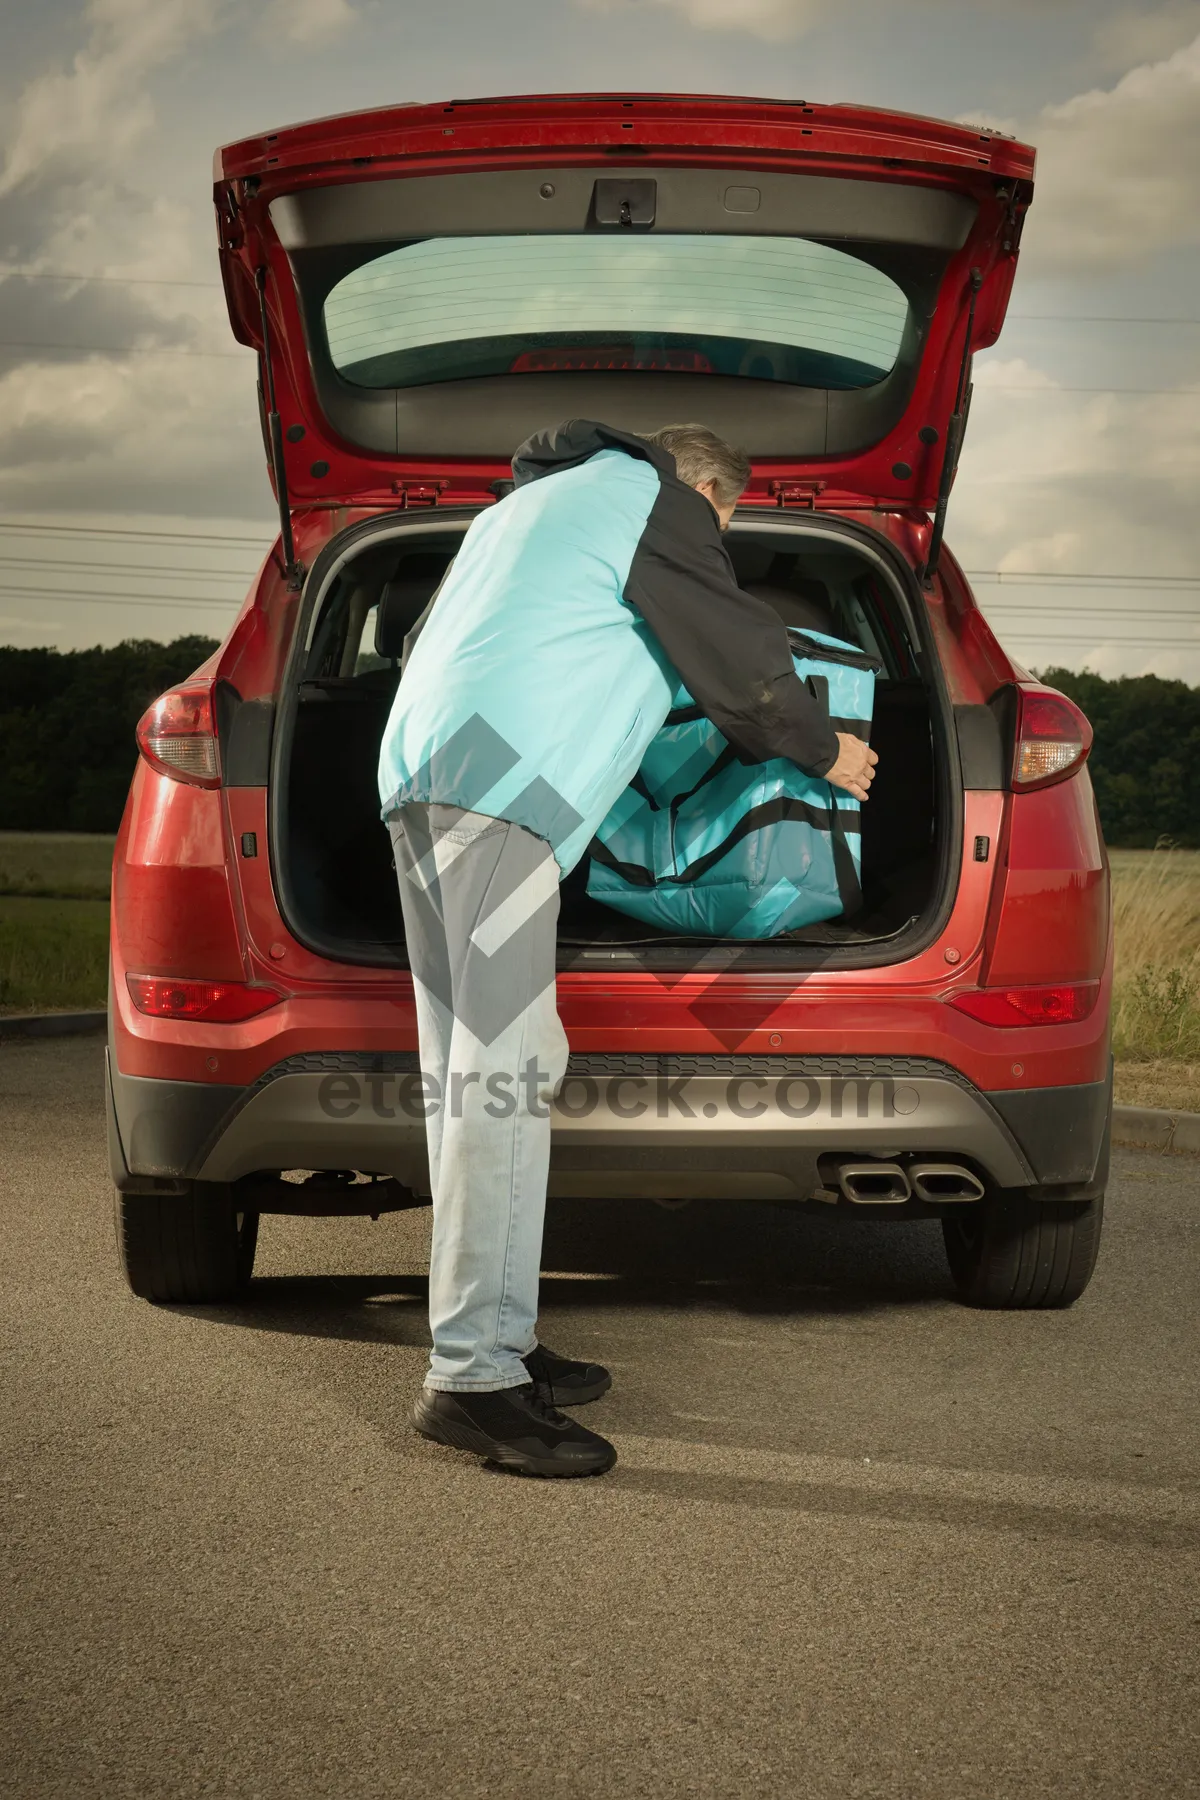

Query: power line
left=0, top=521, right=273, bottom=546
left=3, top=273, right=1199, bottom=330
left=0, top=556, right=260, bottom=581
left=0, top=340, right=246, bottom=359
left=0, top=269, right=221, bottom=290
left=974, top=384, right=1198, bottom=396
left=964, top=571, right=1198, bottom=587
left=1006, top=314, right=1200, bottom=325
left=993, top=644, right=1200, bottom=651
left=983, top=611, right=1199, bottom=622
left=0, top=333, right=1196, bottom=395
left=0, top=526, right=1194, bottom=592
left=0, top=597, right=241, bottom=619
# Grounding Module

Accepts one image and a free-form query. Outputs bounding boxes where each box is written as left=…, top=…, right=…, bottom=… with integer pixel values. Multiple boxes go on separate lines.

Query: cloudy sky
left=1, top=0, right=1198, bottom=677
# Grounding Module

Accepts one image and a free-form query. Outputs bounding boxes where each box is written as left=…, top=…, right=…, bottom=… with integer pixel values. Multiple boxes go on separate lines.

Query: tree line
left=1042, top=667, right=1200, bottom=849
left=0, top=639, right=1195, bottom=846
left=0, top=637, right=219, bottom=832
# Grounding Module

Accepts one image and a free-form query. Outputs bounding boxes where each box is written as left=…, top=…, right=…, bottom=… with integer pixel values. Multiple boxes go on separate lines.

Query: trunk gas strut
left=921, top=267, right=983, bottom=591
left=255, top=265, right=304, bottom=589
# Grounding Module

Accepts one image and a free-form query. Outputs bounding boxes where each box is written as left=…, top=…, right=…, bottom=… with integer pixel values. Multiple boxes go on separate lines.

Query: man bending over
left=378, top=419, right=877, bottom=1478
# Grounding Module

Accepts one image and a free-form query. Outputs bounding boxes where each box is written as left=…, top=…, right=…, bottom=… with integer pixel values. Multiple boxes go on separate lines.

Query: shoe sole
left=413, top=1412, right=617, bottom=1479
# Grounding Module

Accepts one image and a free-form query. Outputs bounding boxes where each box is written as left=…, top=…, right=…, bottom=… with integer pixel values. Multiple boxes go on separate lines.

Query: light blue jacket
left=378, top=418, right=839, bottom=876
left=378, top=448, right=677, bottom=874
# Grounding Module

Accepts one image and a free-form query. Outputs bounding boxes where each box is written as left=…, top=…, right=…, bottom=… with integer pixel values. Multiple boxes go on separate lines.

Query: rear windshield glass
left=322, top=236, right=908, bottom=391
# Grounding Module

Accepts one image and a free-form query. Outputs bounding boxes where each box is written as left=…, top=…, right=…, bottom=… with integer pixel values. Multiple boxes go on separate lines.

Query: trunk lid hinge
left=392, top=481, right=449, bottom=509
left=770, top=480, right=826, bottom=509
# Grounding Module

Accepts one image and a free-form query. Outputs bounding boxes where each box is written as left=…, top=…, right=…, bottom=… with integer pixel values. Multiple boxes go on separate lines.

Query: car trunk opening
left=269, top=510, right=957, bottom=972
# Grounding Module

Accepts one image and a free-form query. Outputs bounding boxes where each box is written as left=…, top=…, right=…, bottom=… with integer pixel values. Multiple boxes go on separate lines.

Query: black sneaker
left=413, top=1384, right=617, bottom=1478
left=522, top=1343, right=612, bottom=1408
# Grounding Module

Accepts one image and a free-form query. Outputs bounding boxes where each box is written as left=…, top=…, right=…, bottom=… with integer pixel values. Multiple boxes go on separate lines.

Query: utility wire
left=0, top=526, right=1195, bottom=592
left=0, top=556, right=260, bottom=581
left=965, top=571, right=1199, bottom=587
left=3, top=272, right=1200, bottom=329
left=0, top=334, right=1193, bottom=395
left=973, top=384, right=1198, bottom=396
left=0, top=597, right=241, bottom=619
left=0, top=270, right=222, bottom=289
left=0, top=521, right=273, bottom=545
left=0, top=340, right=246, bottom=359
left=1007, top=314, right=1200, bottom=325
left=3, top=569, right=1194, bottom=608
left=993, top=644, right=1194, bottom=651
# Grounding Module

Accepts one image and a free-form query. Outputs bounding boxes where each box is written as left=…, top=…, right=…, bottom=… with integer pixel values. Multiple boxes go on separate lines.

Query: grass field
left=0, top=831, right=114, bottom=899
left=2, top=832, right=1199, bottom=1110
left=1108, top=849, right=1200, bottom=1110
left=0, top=895, right=111, bottom=1013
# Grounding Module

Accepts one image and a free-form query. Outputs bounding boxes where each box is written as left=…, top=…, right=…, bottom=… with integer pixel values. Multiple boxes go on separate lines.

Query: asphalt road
left=3, top=1035, right=1199, bottom=1800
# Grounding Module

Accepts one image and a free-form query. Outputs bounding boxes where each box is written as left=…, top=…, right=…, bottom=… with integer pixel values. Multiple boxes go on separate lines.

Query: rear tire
left=942, top=1190, right=1103, bottom=1309
left=114, top=1182, right=259, bottom=1303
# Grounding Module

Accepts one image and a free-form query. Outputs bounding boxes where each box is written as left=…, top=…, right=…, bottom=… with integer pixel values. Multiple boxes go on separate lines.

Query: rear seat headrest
left=374, top=553, right=450, bottom=660
left=743, top=579, right=841, bottom=642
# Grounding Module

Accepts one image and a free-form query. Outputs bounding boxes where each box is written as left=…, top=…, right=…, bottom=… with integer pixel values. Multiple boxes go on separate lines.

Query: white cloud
left=263, top=0, right=360, bottom=47
left=957, top=363, right=1200, bottom=571
left=972, top=357, right=1058, bottom=394
left=949, top=358, right=1200, bottom=678
left=1019, top=31, right=1200, bottom=271
left=944, top=31, right=1200, bottom=679
left=0, top=348, right=270, bottom=520
left=1090, top=1, right=1200, bottom=73
left=577, top=0, right=1050, bottom=44
left=575, top=0, right=821, bottom=41
left=0, top=616, right=64, bottom=633
left=0, top=0, right=223, bottom=200
left=1083, top=641, right=1200, bottom=684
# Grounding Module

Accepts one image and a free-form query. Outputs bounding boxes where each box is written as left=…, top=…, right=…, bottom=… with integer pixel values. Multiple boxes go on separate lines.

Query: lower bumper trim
left=107, top=1050, right=1112, bottom=1202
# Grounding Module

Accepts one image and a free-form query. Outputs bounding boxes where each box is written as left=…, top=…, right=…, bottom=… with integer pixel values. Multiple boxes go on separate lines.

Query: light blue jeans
left=389, top=806, right=569, bottom=1392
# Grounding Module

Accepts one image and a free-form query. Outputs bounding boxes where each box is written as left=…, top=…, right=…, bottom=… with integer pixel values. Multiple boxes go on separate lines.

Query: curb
left=0, top=1010, right=106, bottom=1041
left=1113, top=1104, right=1200, bottom=1155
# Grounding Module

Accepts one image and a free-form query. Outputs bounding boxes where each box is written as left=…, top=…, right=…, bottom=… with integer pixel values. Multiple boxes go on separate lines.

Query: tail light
left=127, top=974, right=283, bottom=1022
left=949, top=981, right=1099, bottom=1027
left=1011, top=687, right=1092, bottom=791
left=135, top=684, right=219, bottom=787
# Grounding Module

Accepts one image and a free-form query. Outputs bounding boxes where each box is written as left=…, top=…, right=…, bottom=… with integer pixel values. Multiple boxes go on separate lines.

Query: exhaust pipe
left=908, top=1162, right=986, bottom=1203
left=836, top=1162, right=911, bottom=1205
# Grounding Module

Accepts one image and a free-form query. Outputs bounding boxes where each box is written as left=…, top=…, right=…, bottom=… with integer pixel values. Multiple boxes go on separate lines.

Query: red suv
left=108, top=94, right=1110, bottom=1312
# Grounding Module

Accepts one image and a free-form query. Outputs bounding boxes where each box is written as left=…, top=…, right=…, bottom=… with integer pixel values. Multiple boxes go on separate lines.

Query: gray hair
left=645, top=423, right=751, bottom=506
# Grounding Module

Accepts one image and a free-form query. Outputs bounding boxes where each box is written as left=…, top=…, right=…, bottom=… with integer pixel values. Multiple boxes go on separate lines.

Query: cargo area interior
left=273, top=518, right=945, bottom=966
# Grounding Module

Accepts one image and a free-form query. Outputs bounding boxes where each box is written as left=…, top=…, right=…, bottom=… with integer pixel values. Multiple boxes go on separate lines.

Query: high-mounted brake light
left=510, top=346, right=713, bottom=374
left=126, top=974, right=283, bottom=1022
left=948, top=981, right=1099, bottom=1028
left=135, top=684, right=220, bottom=787
left=1011, top=687, right=1093, bottom=791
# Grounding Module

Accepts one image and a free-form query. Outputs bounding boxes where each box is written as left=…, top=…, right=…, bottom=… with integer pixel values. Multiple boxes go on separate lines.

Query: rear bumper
left=107, top=1049, right=1111, bottom=1203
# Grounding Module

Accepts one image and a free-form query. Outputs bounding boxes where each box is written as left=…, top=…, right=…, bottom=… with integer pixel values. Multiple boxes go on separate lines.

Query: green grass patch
left=1110, top=849, right=1200, bottom=1082
left=0, top=830, right=116, bottom=899
left=0, top=896, right=109, bottom=1013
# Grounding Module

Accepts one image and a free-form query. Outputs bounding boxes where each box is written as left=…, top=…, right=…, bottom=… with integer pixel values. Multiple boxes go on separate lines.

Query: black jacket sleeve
left=623, top=480, right=841, bottom=777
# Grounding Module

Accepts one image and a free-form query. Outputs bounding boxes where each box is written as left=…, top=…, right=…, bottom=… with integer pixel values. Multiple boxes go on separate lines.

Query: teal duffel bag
left=585, top=628, right=879, bottom=939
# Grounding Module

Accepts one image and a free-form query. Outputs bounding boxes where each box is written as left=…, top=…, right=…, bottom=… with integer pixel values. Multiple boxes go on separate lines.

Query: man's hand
left=823, top=732, right=878, bottom=804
